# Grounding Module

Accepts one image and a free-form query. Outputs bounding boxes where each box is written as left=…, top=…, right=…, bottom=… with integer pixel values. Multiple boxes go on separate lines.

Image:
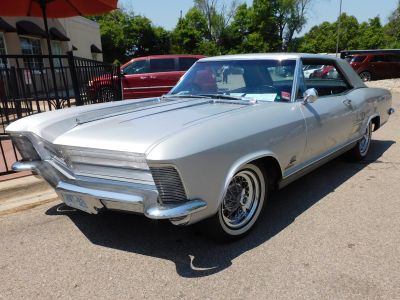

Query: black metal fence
left=0, top=52, right=121, bottom=176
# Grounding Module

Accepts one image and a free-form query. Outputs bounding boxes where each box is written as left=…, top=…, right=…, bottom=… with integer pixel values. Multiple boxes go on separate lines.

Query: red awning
left=1, top=0, right=118, bottom=18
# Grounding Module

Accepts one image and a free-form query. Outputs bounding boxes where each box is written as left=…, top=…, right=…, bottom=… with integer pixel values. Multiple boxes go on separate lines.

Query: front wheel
left=359, top=71, right=372, bottom=82
left=203, top=163, right=267, bottom=241
left=350, top=121, right=372, bottom=160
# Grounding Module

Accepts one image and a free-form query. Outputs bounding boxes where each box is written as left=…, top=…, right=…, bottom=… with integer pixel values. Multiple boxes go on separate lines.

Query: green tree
left=90, top=10, right=171, bottom=63
left=356, top=17, right=386, bottom=49
left=171, top=8, right=208, bottom=54
left=384, top=1, right=400, bottom=47
left=298, top=13, right=360, bottom=53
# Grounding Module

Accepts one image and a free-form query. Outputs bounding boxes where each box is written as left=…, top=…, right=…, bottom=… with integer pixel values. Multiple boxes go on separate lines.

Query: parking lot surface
left=0, top=94, right=399, bottom=299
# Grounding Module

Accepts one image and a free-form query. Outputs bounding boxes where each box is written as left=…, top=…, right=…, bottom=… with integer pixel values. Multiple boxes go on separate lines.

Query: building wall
left=0, top=16, right=102, bottom=61
left=59, top=17, right=103, bottom=61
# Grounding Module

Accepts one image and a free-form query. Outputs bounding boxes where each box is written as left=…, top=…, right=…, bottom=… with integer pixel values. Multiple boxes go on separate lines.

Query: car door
left=300, top=60, right=355, bottom=162
left=385, top=54, right=400, bottom=79
left=121, top=59, right=152, bottom=99
left=368, top=55, right=389, bottom=79
left=147, top=57, right=178, bottom=96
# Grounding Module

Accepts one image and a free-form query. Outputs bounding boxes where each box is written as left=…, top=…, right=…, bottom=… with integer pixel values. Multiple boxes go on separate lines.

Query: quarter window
left=386, top=55, right=400, bottom=63
left=370, top=55, right=385, bottom=62
left=179, top=57, right=198, bottom=71
left=302, top=61, right=351, bottom=97
left=149, top=58, right=175, bottom=73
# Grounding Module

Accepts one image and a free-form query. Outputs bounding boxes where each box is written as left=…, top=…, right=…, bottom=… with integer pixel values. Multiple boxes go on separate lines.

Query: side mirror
left=120, top=69, right=125, bottom=76
left=303, top=88, right=318, bottom=104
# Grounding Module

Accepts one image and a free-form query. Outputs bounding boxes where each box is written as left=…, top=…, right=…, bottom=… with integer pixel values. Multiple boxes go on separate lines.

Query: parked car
left=120, top=54, right=205, bottom=99
left=88, top=55, right=205, bottom=101
left=345, top=53, right=400, bottom=82
left=303, top=64, right=324, bottom=78
left=7, top=54, right=394, bottom=241
left=309, top=65, right=334, bottom=78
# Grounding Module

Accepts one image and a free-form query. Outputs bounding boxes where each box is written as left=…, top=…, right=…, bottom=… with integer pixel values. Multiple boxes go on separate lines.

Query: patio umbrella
left=2, top=0, right=118, bottom=104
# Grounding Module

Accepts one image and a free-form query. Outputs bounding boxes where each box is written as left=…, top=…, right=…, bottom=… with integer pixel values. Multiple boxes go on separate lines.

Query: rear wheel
left=359, top=71, right=372, bottom=82
left=203, top=163, right=267, bottom=241
left=97, top=86, right=115, bottom=102
left=350, top=121, right=372, bottom=160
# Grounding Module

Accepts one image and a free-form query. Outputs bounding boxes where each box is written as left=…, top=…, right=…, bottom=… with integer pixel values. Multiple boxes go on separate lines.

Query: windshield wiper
left=162, top=94, right=210, bottom=99
left=198, top=94, right=246, bottom=101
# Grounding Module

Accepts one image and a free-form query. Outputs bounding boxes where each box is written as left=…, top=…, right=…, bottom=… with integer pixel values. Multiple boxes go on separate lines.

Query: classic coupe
left=7, top=54, right=394, bottom=240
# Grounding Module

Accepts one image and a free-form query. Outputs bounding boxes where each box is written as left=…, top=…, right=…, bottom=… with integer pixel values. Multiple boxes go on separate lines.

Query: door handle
left=343, top=99, right=352, bottom=106
left=140, top=76, right=148, bottom=79
left=150, top=76, right=158, bottom=79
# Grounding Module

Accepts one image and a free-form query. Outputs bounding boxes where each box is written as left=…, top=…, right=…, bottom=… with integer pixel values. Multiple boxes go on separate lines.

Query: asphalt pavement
left=0, top=94, right=399, bottom=299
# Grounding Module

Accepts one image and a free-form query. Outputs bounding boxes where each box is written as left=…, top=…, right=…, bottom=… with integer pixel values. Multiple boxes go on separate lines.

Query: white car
left=303, top=64, right=324, bottom=78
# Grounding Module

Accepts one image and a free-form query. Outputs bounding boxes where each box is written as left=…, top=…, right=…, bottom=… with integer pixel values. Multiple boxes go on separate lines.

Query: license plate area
left=60, top=193, right=103, bottom=214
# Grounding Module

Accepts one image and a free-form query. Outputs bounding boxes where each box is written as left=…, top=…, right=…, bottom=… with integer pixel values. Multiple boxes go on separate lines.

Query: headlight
left=88, top=80, right=93, bottom=87
left=11, top=135, right=41, bottom=161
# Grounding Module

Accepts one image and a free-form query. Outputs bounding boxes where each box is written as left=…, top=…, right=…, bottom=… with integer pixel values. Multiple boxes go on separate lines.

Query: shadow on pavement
left=46, top=139, right=395, bottom=278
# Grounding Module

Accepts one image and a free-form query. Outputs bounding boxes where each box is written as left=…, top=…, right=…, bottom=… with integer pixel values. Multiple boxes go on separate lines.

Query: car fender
left=219, top=150, right=281, bottom=208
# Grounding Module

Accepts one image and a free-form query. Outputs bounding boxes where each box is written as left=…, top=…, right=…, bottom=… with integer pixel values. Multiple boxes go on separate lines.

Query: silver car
left=7, top=54, right=394, bottom=240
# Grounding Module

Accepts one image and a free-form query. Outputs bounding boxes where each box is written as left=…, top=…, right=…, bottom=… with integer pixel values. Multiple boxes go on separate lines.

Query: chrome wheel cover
left=359, top=122, right=371, bottom=156
left=221, top=169, right=261, bottom=229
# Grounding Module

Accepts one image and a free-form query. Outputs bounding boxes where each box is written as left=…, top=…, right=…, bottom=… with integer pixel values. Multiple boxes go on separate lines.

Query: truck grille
left=150, top=166, right=187, bottom=203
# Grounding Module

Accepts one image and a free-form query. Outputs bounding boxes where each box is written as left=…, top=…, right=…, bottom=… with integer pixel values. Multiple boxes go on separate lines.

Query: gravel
left=366, top=79, right=400, bottom=93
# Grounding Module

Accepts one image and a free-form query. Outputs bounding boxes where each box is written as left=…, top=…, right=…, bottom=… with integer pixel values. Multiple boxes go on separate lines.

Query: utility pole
left=336, top=0, right=343, bottom=58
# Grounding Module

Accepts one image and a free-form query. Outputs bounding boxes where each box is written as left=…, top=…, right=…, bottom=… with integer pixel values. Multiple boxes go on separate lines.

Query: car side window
left=149, top=58, right=175, bottom=73
left=123, top=60, right=149, bottom=75
left=301, top=60, right=351, bottom=97
left=386, top=55, right=400, bottom=63
left=179, top=58, right=198, bottom=71
left=370, top=55, right=385, bottom=63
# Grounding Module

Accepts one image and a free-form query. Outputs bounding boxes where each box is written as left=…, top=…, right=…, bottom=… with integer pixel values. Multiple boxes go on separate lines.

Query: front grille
left=150, top=166, right=188, bottom=203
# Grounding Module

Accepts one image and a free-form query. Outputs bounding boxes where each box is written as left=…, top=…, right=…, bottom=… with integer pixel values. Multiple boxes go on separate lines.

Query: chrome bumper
left=12, top=161, right=206, bottom=222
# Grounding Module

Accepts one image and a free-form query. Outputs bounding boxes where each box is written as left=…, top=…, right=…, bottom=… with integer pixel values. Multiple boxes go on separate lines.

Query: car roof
left=199, top=53, right=341, bottom=62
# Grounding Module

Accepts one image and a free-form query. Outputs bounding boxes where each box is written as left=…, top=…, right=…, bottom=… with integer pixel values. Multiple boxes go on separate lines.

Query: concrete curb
left=0, top=175, right=59, bottom=216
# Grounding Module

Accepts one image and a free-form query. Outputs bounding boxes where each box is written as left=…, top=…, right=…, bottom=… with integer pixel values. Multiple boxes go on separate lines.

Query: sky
left=120, top=0, right=399, bottom=35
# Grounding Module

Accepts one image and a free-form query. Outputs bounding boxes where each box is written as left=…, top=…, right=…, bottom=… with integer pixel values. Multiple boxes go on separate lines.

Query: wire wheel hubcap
left=359, top=123, right=371, bottom=155
left=221, top=170, right=261, bottom=229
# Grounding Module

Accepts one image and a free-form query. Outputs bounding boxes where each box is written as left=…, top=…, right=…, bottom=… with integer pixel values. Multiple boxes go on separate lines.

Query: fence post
left=116, top=64, right=122, bottom=100
left=67, top=51, right=83, bottom=106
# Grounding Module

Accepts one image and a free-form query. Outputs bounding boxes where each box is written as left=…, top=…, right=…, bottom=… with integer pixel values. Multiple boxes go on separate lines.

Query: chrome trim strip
left=56, top=181, right=145, bottom=204
left=144, top=200, right=207, bottom=219
left=124, top=85, right=174, bottom=90
left=11, top=161, right=207, bottom=220
left=12, top=161, right=39, bottom=172
left=282, top=137, right=360, bottom=180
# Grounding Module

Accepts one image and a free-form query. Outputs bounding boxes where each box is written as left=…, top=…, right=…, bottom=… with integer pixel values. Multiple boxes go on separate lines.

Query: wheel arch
left=218, top=151, right=283, bottom=208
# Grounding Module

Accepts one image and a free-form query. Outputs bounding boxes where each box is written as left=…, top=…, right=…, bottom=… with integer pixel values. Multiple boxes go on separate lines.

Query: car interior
left=302, top=60, right=351, bottom=97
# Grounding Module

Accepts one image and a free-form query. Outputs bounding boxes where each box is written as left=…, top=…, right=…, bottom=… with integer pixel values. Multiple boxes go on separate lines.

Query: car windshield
left=169, top=59, right=297, bottom=102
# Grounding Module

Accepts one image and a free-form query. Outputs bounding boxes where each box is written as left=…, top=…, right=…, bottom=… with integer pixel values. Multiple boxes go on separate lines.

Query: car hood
left=11, top=97, right=254, bottom=154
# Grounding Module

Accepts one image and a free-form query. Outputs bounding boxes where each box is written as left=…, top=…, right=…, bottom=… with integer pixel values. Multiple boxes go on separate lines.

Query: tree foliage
left=93, top=1, right=400, bottom=63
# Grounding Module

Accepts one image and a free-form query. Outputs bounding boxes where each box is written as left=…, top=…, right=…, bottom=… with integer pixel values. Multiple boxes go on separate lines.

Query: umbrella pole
left=40, top=0, right=60, bottom=108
